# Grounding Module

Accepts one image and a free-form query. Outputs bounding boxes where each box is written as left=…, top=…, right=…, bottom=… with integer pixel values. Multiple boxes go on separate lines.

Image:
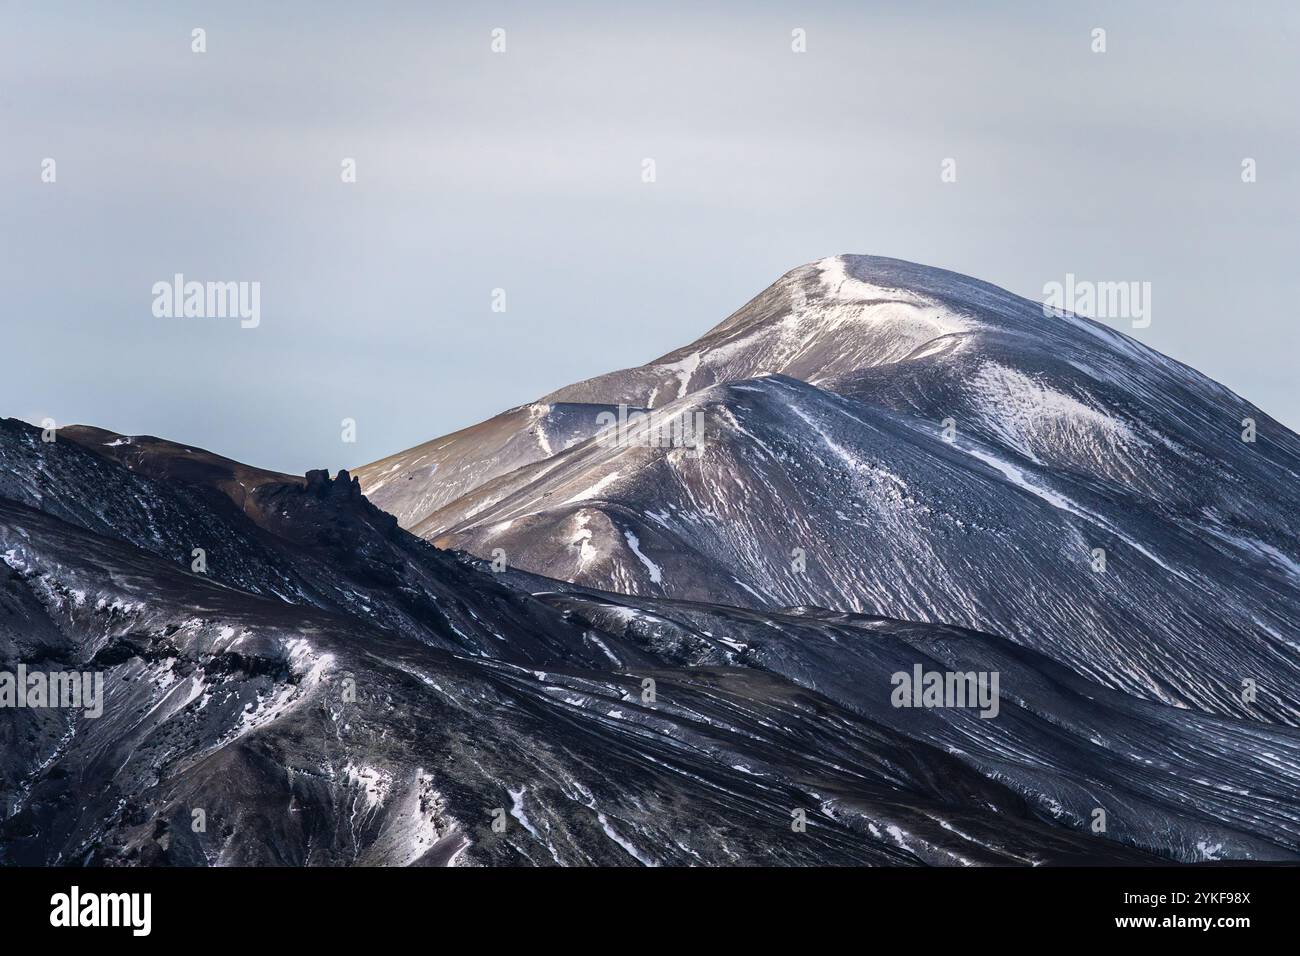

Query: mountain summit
left=358, top=256, right=1300, bottom=724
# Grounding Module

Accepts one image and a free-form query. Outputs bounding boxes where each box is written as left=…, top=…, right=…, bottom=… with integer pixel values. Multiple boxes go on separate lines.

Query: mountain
left=357, top=256, right=1300, bottom=726
left=5, top=417, right=1299, bottom=864
left=5, top=254, right=1300, bottom=867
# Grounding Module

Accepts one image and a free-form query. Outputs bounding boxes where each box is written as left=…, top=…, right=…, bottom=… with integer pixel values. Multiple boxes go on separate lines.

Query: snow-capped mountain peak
left=357, top=256, right=1300, bottom=728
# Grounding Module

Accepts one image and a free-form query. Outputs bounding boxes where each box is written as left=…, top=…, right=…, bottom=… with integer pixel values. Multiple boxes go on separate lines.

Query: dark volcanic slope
left=3, top=418, right=1298, bottom=865
left=359, top=256, right=1300, bottom=726
left=3, top=420, right=613, bottom=669
left=8, top=498, right=1036, bottom=866
left=533, top=587, right=1300, bottom=863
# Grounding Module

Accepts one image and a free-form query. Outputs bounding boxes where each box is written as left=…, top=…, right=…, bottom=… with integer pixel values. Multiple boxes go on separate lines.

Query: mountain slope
left=5, top=416, right=1296, bottom=864
left=359, top=402, right=624, bottom=529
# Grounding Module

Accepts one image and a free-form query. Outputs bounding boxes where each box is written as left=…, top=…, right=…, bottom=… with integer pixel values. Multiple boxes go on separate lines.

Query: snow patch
left=563, top=471, right=622, bottom=505
left=622, top=529, right=663, bottom=584
left=596, top=811, right=657, bottom=866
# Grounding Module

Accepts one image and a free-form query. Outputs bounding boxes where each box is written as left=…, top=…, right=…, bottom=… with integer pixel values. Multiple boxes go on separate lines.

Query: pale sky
left=2, top=1, right=1296, bottom=473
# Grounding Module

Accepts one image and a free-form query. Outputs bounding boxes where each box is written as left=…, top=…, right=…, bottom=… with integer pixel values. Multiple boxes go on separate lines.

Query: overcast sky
left=2, top=1, right=1296, bottom=474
